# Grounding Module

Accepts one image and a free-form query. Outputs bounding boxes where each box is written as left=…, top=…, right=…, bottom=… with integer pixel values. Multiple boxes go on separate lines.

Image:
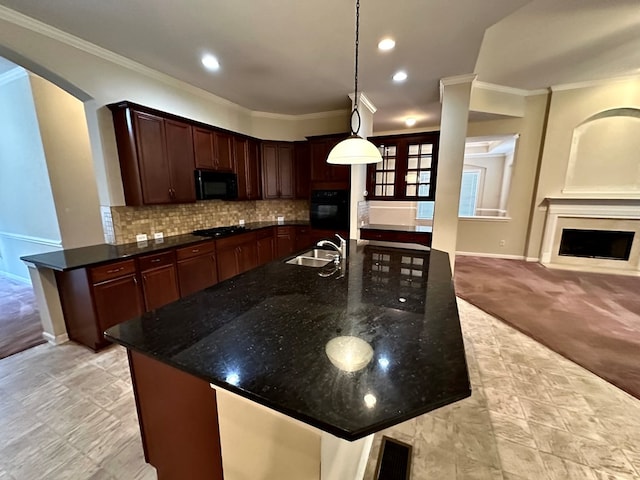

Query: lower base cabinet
left=138, top=251, right=180, bottom=310
left=128, top=350, right=223, bottom=480
left=56, top=259, right=144, bottom=351
left=176, top=241, right=218, bottom=297
left=256, top=228, right=275, bottom=266
left=216, top=231, right=258, bottom=282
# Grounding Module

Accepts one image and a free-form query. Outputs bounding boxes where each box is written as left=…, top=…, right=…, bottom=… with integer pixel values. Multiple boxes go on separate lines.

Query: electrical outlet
left=239, top=219, right=245, bottom=226
left=136, top=234, right=148, bottom=242
left=499, top=240, right=506, bottom=247
left=153, top=232, right=163, bottom=240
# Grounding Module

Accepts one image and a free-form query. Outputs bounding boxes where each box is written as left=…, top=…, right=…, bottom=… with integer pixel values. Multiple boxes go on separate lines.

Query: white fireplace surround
left=540, top=197, right=640, bottom=276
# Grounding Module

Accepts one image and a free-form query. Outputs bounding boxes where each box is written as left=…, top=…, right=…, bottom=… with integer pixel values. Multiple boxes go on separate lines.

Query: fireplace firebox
left=559, top=229, right=634, bottom=261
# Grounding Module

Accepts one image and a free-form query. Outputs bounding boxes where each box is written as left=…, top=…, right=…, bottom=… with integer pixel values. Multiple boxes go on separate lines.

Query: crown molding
left=473, top=81, right=547, bottom=97
left=551, top=73, right=640, bottom=92
left=251, top=108, right=349, bottom=121
left=440, top=73, right=477, bottom=87
left=348, top=92, right=377, bottom=114
left=0, top=65, right=27, bottom=86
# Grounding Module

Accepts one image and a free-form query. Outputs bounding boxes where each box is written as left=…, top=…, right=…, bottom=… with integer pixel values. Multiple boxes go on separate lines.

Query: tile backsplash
left=109, top=199, right=309, bottom=244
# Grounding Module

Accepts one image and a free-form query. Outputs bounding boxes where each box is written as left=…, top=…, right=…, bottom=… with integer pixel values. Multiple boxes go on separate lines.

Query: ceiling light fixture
left=327, top=0, right=382, bottom=165
left=405, top=117, right=416, bottom=127
left=201, top=54, right=220, bottom=71
left=378, top=38, right=396, bottom=51
left=393, top=71, right=408, bottom=82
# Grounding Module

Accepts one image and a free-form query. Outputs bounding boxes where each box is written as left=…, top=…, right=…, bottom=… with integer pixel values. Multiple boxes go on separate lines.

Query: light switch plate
left=239, top=219, right=245, bottom=226
left=153, top=232, right=164, bottom=240
left=136, top=233, right=148, bottom=242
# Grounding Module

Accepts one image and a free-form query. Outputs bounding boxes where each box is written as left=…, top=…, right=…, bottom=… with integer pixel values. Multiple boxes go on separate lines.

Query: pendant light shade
left=327, top=135, right=382, bottom=164
left=326, top=0, right=382, bottom=166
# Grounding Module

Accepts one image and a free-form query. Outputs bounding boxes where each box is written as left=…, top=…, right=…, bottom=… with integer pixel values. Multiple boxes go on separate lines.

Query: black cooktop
left=192, top=225, right=247, bottom=238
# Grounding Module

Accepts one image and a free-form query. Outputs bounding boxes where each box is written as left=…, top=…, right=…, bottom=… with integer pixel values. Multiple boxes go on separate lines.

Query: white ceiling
left=0, top=0, right=639, bottom=132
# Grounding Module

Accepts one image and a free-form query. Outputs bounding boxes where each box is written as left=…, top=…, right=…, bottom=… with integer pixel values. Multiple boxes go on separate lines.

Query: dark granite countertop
left=105, top=240, right=470, bottom=441
left=360, top=223, right=433, bottom=233
left=20, top=220, right=309, bottom=271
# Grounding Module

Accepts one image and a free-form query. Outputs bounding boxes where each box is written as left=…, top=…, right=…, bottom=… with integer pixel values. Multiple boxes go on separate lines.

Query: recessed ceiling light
left=405, top=118, right=416, bottom=127
left=393, top=71, right=407, bottom=82
left=201, top=54, right=220, bottom=71
left=378, top=38, right=396, bottom=51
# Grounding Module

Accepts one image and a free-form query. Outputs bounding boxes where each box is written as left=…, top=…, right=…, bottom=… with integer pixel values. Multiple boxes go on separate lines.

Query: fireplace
left=559, top=229, right=634, bottom=261
left=540, top=198, right=640, bottom=275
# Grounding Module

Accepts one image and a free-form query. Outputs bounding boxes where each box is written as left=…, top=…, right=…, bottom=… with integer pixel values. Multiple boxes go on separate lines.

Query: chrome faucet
left=317, top=234, right=347, bottom=260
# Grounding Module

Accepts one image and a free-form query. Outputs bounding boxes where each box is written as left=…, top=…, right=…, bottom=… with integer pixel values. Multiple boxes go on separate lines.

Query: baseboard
left=525, top=257, right=540, bottom=262
left=0, top=271, right=31, bottom=284
left=455, top=251, right=526, bottom=261
left=42, top=332, right=69, bottom=345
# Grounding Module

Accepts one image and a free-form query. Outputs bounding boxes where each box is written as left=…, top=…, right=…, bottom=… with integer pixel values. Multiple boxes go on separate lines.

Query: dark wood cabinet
left=138, top=251, right=180, bottom=311
left=309, top=134, right=351, bottom=189
left=295, top=226, right=312, bottom=251
left=193, top=128, right=235, bottom=172
left=235, top=137, right=261, bottom=200
left=360, top=228, right=432, bottom=247
left=176, top=242, right=218, bottom=297
left=109, top=103, right=196, bottom=206
left=294, top=141, right=311, bottom=200
left=276, top=226, right=296, bottom=257
left=262, top=141, right=294, bottom=199
left=55, top=259, right=144, bottom=351
left=216, top=232, right=259, bottom=282
left=256, top=228, right=275, bottom=266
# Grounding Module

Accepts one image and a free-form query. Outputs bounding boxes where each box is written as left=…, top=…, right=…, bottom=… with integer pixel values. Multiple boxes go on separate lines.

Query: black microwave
left=195, top=170, right=238, bottom=200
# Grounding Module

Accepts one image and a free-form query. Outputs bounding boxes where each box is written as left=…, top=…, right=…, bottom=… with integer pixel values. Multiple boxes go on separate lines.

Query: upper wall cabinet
left=308, top=133, right=350, bottom=189
left=109, top=102, right=196, bottom=206
left=235, top=137, right=262, bottom=201
left=262, top=141, right=294, bottom=199
left=366, top=132, right=440, bottom=201
left=294, top=141, right=310, bottom=200
left=193, top=127, right=234, bottom=172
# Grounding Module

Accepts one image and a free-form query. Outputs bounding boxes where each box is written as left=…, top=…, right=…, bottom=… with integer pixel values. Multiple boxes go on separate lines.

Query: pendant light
left=327, top=0, right=382, bottom=165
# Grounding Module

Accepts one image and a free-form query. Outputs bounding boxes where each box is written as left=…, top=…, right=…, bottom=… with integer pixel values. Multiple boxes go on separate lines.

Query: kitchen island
left=105, top=240, right=470, bottom=479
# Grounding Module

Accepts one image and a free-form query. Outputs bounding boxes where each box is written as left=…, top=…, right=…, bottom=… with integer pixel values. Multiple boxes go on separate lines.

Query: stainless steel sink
left=297, top=249, right=340, bottom=261
left=285, top=256, right=333, bottom=268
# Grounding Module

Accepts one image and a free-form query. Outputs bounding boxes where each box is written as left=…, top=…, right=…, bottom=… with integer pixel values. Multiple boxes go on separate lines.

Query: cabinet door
left=238, top=241, right=258, bottom=273
left=276, top=227, right=296, bottom=257
left=295, top=226, right=312, bottom=251
left=277, top=144, right=294, bottom=198
left=217, top=247, right=240, bottom=282
left=165, top=119, right=196, bottom=203
left=133, top=111, right=172, bottom=204
left=177, top=254, right=218, bottom=297
left=193, top=127, right=216, bottom=170
left=141, top=265, right=180, bottom=311
left=256, top=236, right=275, bottom=266
left=215, top=132, right=234, bottom=172
left=310, top=140, right=331, bottom=183
left=93, top=274, right=144, bottom=331
left=234, top=137, right=250, bottom=201
left=261, top=143, right=280, bottom=199
left=247, top=139, right=262, bottom=200
left=295, top=141, right=310, bottom=200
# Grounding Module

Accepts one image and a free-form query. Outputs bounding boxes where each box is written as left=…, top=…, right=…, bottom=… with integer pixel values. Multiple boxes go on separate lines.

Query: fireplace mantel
left=540, top=197, right=640, bottom=276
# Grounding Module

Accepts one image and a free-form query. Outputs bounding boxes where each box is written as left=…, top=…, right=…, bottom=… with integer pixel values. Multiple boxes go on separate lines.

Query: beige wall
left=457, top=93, right=548, bottom=257
left=527, top=76, right=640, bottom=259
left=29, top=74, right=105, bottom=249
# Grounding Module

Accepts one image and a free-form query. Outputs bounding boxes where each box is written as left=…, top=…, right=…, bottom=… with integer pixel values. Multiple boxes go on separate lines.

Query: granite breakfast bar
left=104, top=240, right=470, bottom=479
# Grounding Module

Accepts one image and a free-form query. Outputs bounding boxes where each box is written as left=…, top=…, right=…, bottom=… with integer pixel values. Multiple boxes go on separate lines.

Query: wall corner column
left=349, top=93, right=376, bottom=241
left=432, top=74, right=476, bottom=271
left=25, top=263, right=69, bottom=345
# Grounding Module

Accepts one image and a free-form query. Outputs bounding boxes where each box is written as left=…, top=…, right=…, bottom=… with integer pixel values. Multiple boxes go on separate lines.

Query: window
left=367, top=132, right=439, bottom=201
left=458, top=170, right=481, bottom=216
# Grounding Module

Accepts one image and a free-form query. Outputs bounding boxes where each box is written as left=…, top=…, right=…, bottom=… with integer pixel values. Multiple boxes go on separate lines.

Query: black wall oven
left=310, top=190, right=350, bottom=231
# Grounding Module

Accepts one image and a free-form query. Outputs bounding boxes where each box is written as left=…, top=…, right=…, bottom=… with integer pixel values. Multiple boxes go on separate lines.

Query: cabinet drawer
left=256, top=227, right=274, bottom=240
left=138, top=250, right=176, bottom=271
left=90, top=259, right=137, bottom=283
left=176, top=241, right=215, bottom=261
left=215, top=231, right=256, bottom=250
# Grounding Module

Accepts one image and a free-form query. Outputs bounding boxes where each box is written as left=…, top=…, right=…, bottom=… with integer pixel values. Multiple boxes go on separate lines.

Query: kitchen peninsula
left=103, top=239, right=470, bottom=479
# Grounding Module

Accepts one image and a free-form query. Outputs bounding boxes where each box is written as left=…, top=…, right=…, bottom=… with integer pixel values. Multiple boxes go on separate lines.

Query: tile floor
left=1, top=299, right=639, bottom=479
